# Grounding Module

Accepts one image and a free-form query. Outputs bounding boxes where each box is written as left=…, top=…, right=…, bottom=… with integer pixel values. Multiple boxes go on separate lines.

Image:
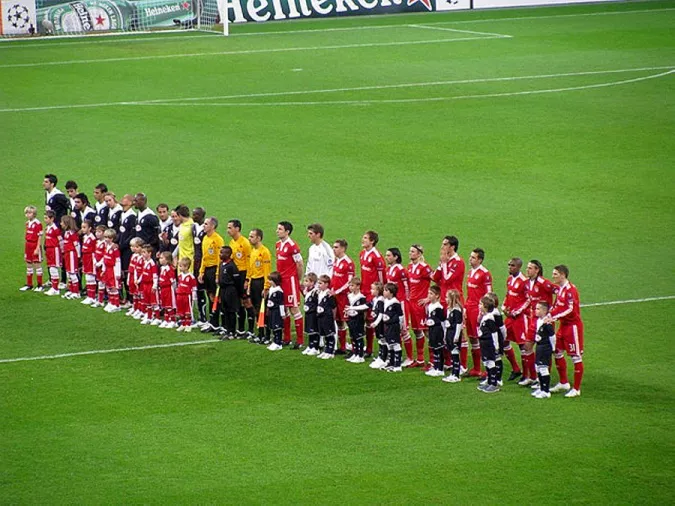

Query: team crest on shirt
left=255, top=259, right=261, bottom=267
left=236, top=251, right=243, bottom=259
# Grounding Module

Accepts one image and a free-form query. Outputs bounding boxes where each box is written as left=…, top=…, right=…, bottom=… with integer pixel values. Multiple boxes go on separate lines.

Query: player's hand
left=262, top=289, right=268, bottom=298
left=418, top=298, right=427, bottom=306
left=198, top=275, right=204, bottom=284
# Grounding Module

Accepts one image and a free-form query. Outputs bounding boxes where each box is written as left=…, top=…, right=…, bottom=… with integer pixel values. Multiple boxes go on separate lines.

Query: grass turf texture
left=1, top=0, right=674, bottom=502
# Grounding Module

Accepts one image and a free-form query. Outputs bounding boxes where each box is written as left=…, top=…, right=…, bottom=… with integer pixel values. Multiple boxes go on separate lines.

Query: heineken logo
left=144, top=4, right=184, bottom=17
left=69, top=1, right=93, bottom=30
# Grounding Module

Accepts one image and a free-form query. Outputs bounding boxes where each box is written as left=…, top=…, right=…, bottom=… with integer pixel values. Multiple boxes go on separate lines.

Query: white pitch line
left=0, top=6, right=671, bottom=50
left=133, top=69, right=675, bottom=107
left=1, top=65, right=672, bottom=113
left=0, top=35, right=500, bottom=69
left=407, top=23, right=511, bottom=38
left=0, top=295, right=673, bottom=365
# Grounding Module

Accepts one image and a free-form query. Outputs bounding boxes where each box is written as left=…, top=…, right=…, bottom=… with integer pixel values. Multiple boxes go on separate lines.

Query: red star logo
left=95, top=15, right=105, bottom=25
left=182, top=2, right=189, bottom=8
left=407, top=0, right=432, bottom=10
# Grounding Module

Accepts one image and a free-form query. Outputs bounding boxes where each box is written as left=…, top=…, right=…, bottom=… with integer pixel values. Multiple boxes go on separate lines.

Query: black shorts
left=428, top=326, right=444, bottom=349
left=347, top=319, right=365, bottom=339
left=479, top=336, right=497, bottom=362
left=318, top=316, right=335, bottom=337
left=305, top=313, right=318, bottom=335
left=237, top=270, right=248, bottom=299
left=385, top=325, right=401, bottom=345
left=535, top=343, right=553, bottom=367
left=203, top=266, right=217, bottom=295
left=219, top=285, right=241, bottom=313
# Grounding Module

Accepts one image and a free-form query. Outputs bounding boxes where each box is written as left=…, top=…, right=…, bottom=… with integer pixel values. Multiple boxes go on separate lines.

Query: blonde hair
left=130, top=237, right=145, bottom=247
left=446, top=289, right=463, bottom=310
left=24, top=205, right=37, bottom=216
left=103, top=228, right=117, bottom=241
left=178, top=257, right=192, bottom=270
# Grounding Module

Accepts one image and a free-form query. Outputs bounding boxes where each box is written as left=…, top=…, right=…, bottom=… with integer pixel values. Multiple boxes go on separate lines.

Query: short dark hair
left=44, top=174, right=57, bottom=186
left=536, top=301, right=550, bottom=311
left=307, top=223, right=324, bottom=237
left=429, top=285, right=441, bottom=298
left=365, top=230, right=379, bottom=246
left=207, top=217, right=219, bottom=229
left=444, top=235, right=459, bottom=251
left=229, top=219, right=242, bottom=231
left=74, top=193, right=89, bottom=206
left=174, top=204, right=190, bottom=218
left=45, top=210, right=56, bottom=219
left=472, top=248, right=485, bottom=261
left=480, top=295, right=496, bottom=312
left=95, top=183, right=108, bottom=193
left=221, top=245, right=233, bottom=255
left=269, top=271, right=282, bottom=286
left=82, top=219, right=94, bottom=230
left=384, top=282, right=398, bottom=296
left=278, top=221, right=293, bottom=234
left=554, top=264, right=569, bottom=278
left=251, top=228, right=263, bottom=240
left=65, top=180, right=78, bottom=190
left=334, top=239, right=347, bottom=249
left=156, top=203, right=169, bottom=211
left=387, top=247, right=402, bottom=264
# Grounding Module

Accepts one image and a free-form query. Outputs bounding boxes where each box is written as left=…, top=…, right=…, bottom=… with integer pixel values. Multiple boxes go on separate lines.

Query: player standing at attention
left=301, top=273, right=320, bottom=356
left=104, top=192, right=123, bottom=232
left=134, top=193, right=160, bottom=253
left=266, top=271, right=285, bottom=351
left=523, top=259, right=557, bottom=387
left=176, top=258, right=198, bottom=332
left=368, top=282, right=387, bottom=370
left=21, top=205, right=43, bottom=292
left=442, top=290, right=464, bottom=383
left=424, top=286, right=446, bottom=377
left=502, top=258, right=529, bottom=382
left=382, top=282, right=404, bottom=373
left=316, top=274, right=337, bottom=359
left=156, top=203, right=173, bottom=256
left=158, top=251, right=177, bottom=329
left=43, top=174, right=70, bottom=224
left=43, top=210, right=62, bottom=296
left=138, top=244, right=159, bottom=323
left=345, top=277, right=368, bottom=364
left=60, top=215, right=81, bottom=300
left=546, top=265, right=585, bottom=398
left=215, top=245, right=242, bottom=340
left=125, top=238, right=145, bottom=317
left=306, top=223, right=334, bottom=278
left=92, top=183, right=109, bottom=228
left=91, top=225, right=107, bottom=307
left=71, top=193, right=96, bottom=230
left=227, top=219, right=253, bottom=338
left=117, top=194, right=137, bottom=308
left=330, top=239, right=355, bottom=355
left=80, top=220, right=97, bottom=305
left=191, top=207, right=208, bottom=327
left=65, top=180, right=79, bottom=210
left=199, top=217, right=225, bottom=333
left=247, top=228, right=272, bottom=342
left=101, top=229, right=122, bottom=313
left=465, top=248, right=492, bottom=378
left=477, top=295, right=501, bottom=393
left=360, top=230, right=385, bottom=358
left=407, top=244, right=432, bottom=368
left=385, top=247, right=413, bottom=366
left=275, top=221, right=305, bottom=348
left=532, top=301, right=556, bottom=399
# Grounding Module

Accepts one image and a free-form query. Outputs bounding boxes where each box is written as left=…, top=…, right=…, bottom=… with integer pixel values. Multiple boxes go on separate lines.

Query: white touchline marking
left=407, top=23, right=511, bottom=38
left=1, top=296, right=673, bottom=365
left=134, top=69, right=675, bottom=107
left=1, top=66, right=671, bottom=113
left=0, top=6, right=671, bottom=49
left=0, top=35, right=500, bottom=69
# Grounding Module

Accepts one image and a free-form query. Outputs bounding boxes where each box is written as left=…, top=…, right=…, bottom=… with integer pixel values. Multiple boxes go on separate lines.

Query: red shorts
left=159, top=286, right=176, bottom=309
left=176, top=293, right=193, bottom=316
left=102, top=270, right=120, bottom=290
left=45, top=247, right=61, bottom=268
left=465, top=305, right=480, bottom=338
left=335, top=292, right=348, bottom=322
left=505, top=314, right=530, bottom=344
left=24, top=241, right=41, bottom=263
left=556, top=322, right=584, bottom=356
left=82, top=253, right=94, bottom=276
left=409, top=299, right=427, bottom=331
left=64, top=250, right=78, bottom=274
left=281, top=276, right=300, bottom=308
left=141, top=284, right=158, bottom=306
left=400, top=300, right=410, bottom=332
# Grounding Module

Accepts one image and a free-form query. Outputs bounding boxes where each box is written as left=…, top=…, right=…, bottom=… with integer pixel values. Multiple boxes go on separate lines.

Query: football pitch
left=1, top=0, right=674, bottom=503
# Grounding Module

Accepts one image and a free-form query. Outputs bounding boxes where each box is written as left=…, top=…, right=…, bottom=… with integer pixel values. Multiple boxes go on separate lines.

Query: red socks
left=415, top=336, right=426, bottom=363
left=471, top=347, right=482, bottom=373
left=403, top=338, right=413, bottom=360
left=555, top=355, right=569, bottom=384
left=294, top=315, right=304, bottom=345
left=283, top=317, right=292, bottom=344
left=365, top=327, right=374, bottom=354
left=460, top=343, right=468, bottom=370
left=504, top=346, right=520, bottom=373
left=573, top=361, right=584, bottom=391
left=338, top=328, right=347, bottom=351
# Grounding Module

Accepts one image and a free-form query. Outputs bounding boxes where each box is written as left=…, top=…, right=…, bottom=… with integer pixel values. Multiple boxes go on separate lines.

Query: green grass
left=1, top=1, right=674, bottom=503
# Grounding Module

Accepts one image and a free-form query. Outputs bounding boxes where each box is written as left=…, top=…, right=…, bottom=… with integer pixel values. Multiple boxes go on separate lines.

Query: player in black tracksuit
left=478, top=295, right=501, bottom=393
left=216, top=246, right=242, bottom=339
left=383, top=283, right=404, bottom=372
left=425, top=286, right=446, bottom=376
left=316, top=275, right=337, bottom=358
left=346, top=279, right=368, bottom=362
left=302, top=274, right=320, bottom=354
left=266, top=274, right=285, bottom=348
left=534, top=301, right=556, bottom=397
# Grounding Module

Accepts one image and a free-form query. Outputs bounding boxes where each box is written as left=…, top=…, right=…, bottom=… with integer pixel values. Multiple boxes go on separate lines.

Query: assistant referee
left=198, top=217, right=225, bottom=332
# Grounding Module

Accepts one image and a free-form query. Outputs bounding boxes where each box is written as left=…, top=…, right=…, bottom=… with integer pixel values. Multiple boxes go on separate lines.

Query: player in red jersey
left=21, top=205, right=44, bottom=292
left=125, top=238, right=145, bottom=317
left=158, top=251, right=177, bottom=328
left=137, top=244, right=159, bottom=323
left=465, top=248, right=493, bottom=377
left=101, top=229, right=122, bottom=312
left=331, top=239, right=355, bottom=354
left=91, top=225, right=108, bottom=307
left=501, top=257, right=530, bottom=382
left=43, top=210, right=62, bottom=296
left=546, top=265, right=584, bottom=398
left=385, top=247, right=414, bottom=366
left=433, top=236, right=467, bottom=370
left=80, top=220, right=98, bottom=305
left=176, top=257, right=198, bottom=332
left=60, top=215, right=81, bottom=300
left=360, top=230, right=385, bottom=357
left=407, top=244, right=432, bottom=367
left=275, top=221, right=305, bottom=348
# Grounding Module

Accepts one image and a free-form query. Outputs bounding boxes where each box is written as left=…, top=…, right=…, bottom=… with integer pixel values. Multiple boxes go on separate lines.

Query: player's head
left=371, top=281, right=384, bottom=298
left=104, top=228, right=118, bottom=242
left=552, top=264, right=569, bottom=284
left=24, top=205, right=37, bottom=219
left=178, top=257, right=192, bottom=272
left=428, top=285, right=441, bottom=301
left=227, top=219, right=242, bottom=238
left=383, top=282, right=397, bottom=299
left=442, top=235, right=459, bottom=252
left=362, top=230, right=379, bottom=249
left=480, top=295, right=496, bottom=313
left=385, top=247, right=402, bottom=265
left=156, top=203, right=169, bottom=221
left=121, top=194, right=134, bottom=209
left=307, top=223, right=324, bottom=243
left=44, top=210, right=56, bottom=223
left=130, top=237, right=144, bottom=251
left=104, top=192, right=118, bottom=208
left=134, top=193, right=148, bottom=210
left=348, top=277, right=361, bottom=292
left=303, top=272, right=318, bottom=288
left=536, top=301, right=550, bottom=318
left=409, top=244, right=425, bottom=263
left=141, top=244, right=153, bottom=256
left=249, top=228, right=263, bottom=245
left=508, top=257, right=523, bottom=275
left=469, top=248, right=485, bottom=268
left=43, top=174, right=57, bottom=191
left=60, top=214, right=78, bottom=232
left=268, top=271, right=281, bottom=287
left=192, top=207, right=205, bottom=224
left=527, top=259, right=543, bottom=279
left=333, top=239, right=348, bottom=257
left=174, top=204, right=190, bottom=219
left=277, top=221, right=293, bottom=239
left=94, top=183, right=108, bottom=202
left=447, top=289, right=462, bottom=309
left=65, top=180, right=78, bottom=198
left=318, top=274, right=331, bottom=289
left=81, top=219, right=93, bottom=235
left=159, top=251, right=173, bottom=265
left=486, top=292, right=499, bottom=308
left=220, top=245, right=233, bottom=261
left=73, top=192, right=89, bottom=210
left=95, top=224, right=106, bottom=238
